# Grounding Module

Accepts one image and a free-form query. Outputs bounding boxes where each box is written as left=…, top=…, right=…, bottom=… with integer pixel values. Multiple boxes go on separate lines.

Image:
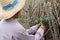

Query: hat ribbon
left=3, top=0, right=18, bottom=10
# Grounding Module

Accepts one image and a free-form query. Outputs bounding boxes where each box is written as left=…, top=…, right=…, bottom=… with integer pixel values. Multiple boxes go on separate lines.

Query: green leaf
left=43, top=16, right=51, bottom=22
left=34, top=16, right=51, bottom=25
left=38, top=17, right=43, bottom=23
left=34, top=19, right=39, bottom=24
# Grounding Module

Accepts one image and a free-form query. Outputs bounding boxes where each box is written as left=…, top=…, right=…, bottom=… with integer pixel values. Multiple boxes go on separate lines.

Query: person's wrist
left=40, top=26, right=45, bottom=30
left=39, top=24, right=45, bottom=30
left=36, top=24, right=41, bottom=28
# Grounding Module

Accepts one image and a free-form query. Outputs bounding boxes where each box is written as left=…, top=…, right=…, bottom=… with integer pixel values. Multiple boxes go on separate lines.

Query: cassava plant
left=34, top=15, right=51, bottom=27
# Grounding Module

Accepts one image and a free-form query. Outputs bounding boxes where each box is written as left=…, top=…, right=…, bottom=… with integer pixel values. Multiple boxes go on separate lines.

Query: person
left=0, top=0, right=45, bottom=40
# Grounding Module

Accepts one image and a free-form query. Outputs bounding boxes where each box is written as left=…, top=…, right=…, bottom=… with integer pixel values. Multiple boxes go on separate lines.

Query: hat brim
left=0, top=0, right=26, bottom=19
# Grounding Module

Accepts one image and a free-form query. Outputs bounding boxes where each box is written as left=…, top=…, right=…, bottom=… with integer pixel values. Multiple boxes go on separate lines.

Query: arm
left=26, top=28, right=44, bottom=40
left=12, top=27, right=44, bottom=40
left=11, top=23, right=45, bottom=40
left=26, top=24, right=40, bottom=34
left=35, top=28, right=44, bottom=40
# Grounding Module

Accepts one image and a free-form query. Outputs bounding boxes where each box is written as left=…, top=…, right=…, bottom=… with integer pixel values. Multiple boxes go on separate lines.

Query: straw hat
left=0, top=0, right=26, bottom=19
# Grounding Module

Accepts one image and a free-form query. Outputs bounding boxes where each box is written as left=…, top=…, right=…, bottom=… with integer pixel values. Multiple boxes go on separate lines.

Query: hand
left=36, top=23, right=41, bottom=28
left=39, top=24, right=45, bottom=30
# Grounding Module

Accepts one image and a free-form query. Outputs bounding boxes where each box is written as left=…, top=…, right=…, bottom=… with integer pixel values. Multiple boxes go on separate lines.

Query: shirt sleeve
left=26, top=25, right=38, bottom=34
left=12, top=28, right=44, bottom=40
left=35, top=28, right=44, bottom=40
left=26, top=28, right=44, bottom=40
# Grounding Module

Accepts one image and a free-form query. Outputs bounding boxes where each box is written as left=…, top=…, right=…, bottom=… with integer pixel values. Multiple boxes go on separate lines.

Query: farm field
left=18, top=0, right=60, bottom=40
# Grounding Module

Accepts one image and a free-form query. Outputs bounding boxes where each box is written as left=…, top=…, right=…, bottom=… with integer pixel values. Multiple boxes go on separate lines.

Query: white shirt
left=0, top=19, right=44, bottom=40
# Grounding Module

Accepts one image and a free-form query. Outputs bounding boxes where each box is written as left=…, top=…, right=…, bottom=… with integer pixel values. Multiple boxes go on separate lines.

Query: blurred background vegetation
left=18, top=0, right=60, bottom=40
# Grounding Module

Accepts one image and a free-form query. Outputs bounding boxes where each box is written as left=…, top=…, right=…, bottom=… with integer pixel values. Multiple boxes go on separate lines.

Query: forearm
left=26, top=25, right=38, bottom=34
left=35, top=28, right=44, bottom=40
left=27, top=28, right=44, bottom=40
